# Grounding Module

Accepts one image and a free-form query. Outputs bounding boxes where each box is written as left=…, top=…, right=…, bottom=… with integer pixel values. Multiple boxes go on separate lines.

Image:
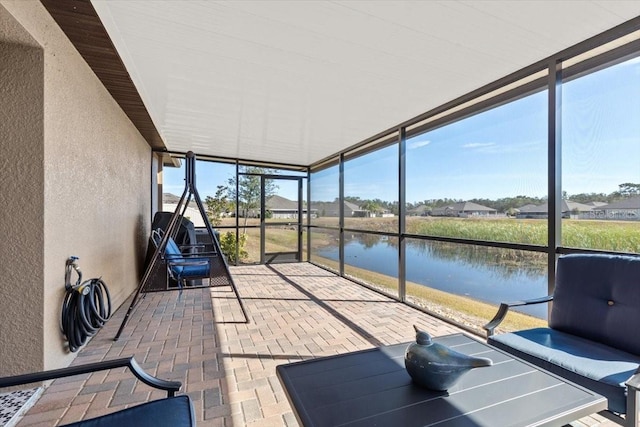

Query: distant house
left=164, top=193, right=318, bottom=222
left=513, top=204, right=538, bottom=218
left=266, top=195, right=299, bottom=219
left=407, top=204, right=431, bottom=216
left=586, top=201, right=608, bottom=208
left=266, top=195, right=316, bottom=219
left=516, top=203, right=545, bottom=219
left=163, top=193, right=207, bottom=226
left=161, top=204, right=207, bottom=226
left=345, top=201, right=369, bottom=217
left=516, top=200, right=594, bottom=219
left=310, top=201, right=368, bottom=217
left=592, top=197, right=640, bottom=221
left=310, top=201, right=338, bottom=217
left=430, top=202, right=496, bottom=217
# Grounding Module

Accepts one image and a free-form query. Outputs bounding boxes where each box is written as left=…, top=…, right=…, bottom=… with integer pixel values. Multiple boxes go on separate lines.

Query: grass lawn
left=311, top=216, right=640, bottom=252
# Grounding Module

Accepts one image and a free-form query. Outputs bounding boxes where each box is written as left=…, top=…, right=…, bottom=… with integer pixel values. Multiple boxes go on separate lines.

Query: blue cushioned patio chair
left=0, top=357, right=195, bottom=426
left=152, top=229, right=213, bottom=288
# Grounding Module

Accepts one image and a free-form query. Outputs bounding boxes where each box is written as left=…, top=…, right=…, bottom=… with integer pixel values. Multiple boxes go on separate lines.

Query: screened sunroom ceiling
left=90, top=1, right=640, bottom=166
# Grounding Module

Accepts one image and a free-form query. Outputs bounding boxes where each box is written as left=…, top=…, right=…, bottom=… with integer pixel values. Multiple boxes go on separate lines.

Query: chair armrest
left=483, top=295, right=553, bottom=337
left=0, top=357, right=181, bottom=397
left=177, top=243, right=217, bottom=253
left=165, top=252, right=217, bottom=259
left=168, top=260, right=209, bottom=267
left=628, top=368, right=640, bottom=390
left=184, top=251, right=218, bottom=256
left=177, top=242, right=217, bottom=251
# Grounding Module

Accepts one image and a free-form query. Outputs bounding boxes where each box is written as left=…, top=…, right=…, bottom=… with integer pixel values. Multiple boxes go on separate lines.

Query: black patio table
left=276, top=333, right=607, bottom=427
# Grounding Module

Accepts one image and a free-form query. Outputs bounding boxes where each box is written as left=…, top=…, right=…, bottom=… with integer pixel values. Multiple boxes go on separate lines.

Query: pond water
left=317, top=238, right=548, bottom=319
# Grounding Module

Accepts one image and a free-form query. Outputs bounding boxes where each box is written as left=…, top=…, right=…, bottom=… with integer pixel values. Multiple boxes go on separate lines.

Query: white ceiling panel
left=91, top=1, right=640, bottom=166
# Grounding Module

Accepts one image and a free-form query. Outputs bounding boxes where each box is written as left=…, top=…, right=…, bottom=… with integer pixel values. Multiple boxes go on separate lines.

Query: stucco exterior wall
left=0, top=1, right=151, bottom=374
left=0, top=6, right=45, bottom=377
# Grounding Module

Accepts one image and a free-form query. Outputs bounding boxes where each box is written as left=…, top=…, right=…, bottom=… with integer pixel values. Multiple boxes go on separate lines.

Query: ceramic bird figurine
left=404, top=325, right=493, bottom=391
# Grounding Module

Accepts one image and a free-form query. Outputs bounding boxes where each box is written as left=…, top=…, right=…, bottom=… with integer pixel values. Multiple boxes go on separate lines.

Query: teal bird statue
left=405, top=325, right=493, bottom=391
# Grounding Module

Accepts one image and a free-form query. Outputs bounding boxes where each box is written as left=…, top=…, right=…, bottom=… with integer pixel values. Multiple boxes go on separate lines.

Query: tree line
left=341, top=183, right=640, bottom=215
left=204, top=172, right=639, bottom=220
left=458, top=183, right=640, bottom=213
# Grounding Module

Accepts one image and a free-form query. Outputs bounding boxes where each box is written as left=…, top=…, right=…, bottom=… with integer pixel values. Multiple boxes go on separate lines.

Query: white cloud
left=469, top=140, right=545, bottom=154
left=408, top=140, right=430, bottom=150
left=463, top=142, right=496, bottom=149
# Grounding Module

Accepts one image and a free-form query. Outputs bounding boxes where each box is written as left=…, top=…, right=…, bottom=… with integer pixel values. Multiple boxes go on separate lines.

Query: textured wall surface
left=0, top=1, right=151, bottom=373
left=0, top=5, right=45, bottom=377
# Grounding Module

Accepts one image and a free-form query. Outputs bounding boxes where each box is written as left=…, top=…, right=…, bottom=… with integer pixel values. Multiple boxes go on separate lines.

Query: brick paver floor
left=13, top=263, right=613, bottom=426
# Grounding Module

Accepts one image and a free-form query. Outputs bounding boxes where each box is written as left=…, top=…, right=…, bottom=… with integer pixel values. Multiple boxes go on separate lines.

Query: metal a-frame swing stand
left=114, top=151, right=249, bottom=341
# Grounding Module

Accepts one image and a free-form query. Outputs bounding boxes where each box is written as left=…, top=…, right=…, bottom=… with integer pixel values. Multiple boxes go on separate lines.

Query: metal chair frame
left=114, top=152, right=248, bottom=341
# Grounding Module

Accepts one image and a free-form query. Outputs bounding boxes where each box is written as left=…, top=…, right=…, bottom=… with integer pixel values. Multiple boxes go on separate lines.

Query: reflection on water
left=317, top=233, right=548, bottom=319
left=405, top=239, right=546, bottom=280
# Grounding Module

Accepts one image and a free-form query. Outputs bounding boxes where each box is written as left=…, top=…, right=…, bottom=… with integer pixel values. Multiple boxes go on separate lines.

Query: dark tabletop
left=276, top=333, right=607, bottom=427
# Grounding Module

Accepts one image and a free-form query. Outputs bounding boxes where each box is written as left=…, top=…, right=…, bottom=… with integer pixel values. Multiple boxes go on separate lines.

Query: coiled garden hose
left=61, top=257, right=112, bottom=352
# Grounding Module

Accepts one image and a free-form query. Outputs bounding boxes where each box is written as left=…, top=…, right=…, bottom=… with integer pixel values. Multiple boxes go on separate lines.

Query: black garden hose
left=61, top=257, right=112, bottom=352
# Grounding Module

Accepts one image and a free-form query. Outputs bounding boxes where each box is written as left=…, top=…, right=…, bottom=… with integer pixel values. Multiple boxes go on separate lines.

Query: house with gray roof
left=310, top=200, right=369, bottom=217
left=163, top=193, right=208, bottom=226
left=586, top=201, right=608, bottom=208
left=430, top=201, right=496, bottom=217
left=407, top=204, right=431, bottom=216
left=345, top=201, right=370, bottom=217
left=593, top=196, right=640, bottom=221
left=266, top=195, right=316, bottom=219
left=516, top=200, right=594, bottom=219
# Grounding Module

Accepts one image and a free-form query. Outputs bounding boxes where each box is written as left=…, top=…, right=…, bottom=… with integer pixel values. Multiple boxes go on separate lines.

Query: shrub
left=219, top=232, right=248, bottom=263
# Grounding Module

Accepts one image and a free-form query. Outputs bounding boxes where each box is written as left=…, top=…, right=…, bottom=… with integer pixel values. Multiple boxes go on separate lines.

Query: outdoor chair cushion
left=549, top=253, right=640, bottom=356
left=164, top=236, right=210, bottom=279
left=62, top=395, right=195, bottom=427
left=489, top=327, right=640, bottom=414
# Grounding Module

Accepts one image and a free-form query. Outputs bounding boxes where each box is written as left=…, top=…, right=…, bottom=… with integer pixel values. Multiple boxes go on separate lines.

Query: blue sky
left=166, top=56, right=639, bottom=204
left=164, top=161, right=236, bottom=199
